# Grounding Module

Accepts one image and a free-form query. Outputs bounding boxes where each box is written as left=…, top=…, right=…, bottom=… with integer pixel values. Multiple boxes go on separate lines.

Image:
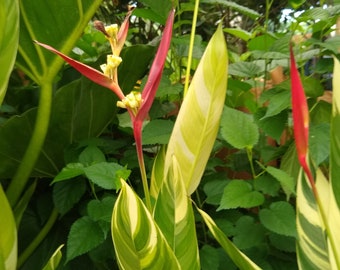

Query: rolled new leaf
left=164, top=23, right=228, bottom=195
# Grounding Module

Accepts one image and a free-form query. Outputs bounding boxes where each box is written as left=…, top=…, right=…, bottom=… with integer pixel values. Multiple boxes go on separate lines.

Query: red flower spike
left=290, top=44, right=315, bottom=184
left=116, top=7, right=134, bottom=55
left=132, top=9, right=175, bottom=147
left=35, top=41, right=125, bottom=100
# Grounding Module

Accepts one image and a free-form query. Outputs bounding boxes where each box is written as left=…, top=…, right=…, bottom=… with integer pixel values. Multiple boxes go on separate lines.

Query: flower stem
left=136, top=146, right=152, bottom=212
left=184, top=0, right=200, bottom=96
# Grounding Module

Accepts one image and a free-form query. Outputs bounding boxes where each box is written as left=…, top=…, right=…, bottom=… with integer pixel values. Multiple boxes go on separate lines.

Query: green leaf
left=142, top=119, right=174, bottom=145
left=164, top=24, right=228, bottom=195
left=269, top=233, right=296, bottom=253
left=259, top=201, right=297, bottom=237
left=150, top=146, right=166, bottom=200
left=218, top=180, right=264, bottom=210
left=203, top=180, right=229, bottom=205
left=228, top=62, right=262, bottom=77
left=261, top=89, right=291, bottom=119
left=153, top=156, right=200, bottom=269
left=137, top=0, right=172, bottom=24
left=87, top=196, right=116, bottom=223
left=79, top=145, right=106, bottom=166
left=0, top=0, right=19, bottom=105
left=16, top=0, right=103, bottom=83
left=254, top=174, right=280, bottom=197
left=223, top=28, right=251, bottom=41
left=248, top=34, right=276, bottom=51
left=302, top=77, right=324, bottom=98
left=233, top=216, right=266, bottom=249
left=52, top=163, right=85, bottom=183
left=200, top=0, right=260, bottom=19
left=0, top=185, right=17, bottom=270
left=53, top=178, right=87, bottom=215
left=84, top=162, right=130, bottom=190
left=266, top=166, right=296, bottom=200
left=196, top=207, right=261, bottom=270
left=42, top=244, right=64, bottom=270
left=289, top=0, right=306, bottom=9
left=67, top=216, right=105, bottom=262
left=118, top=45, right=156, bottom=93
left=111, top=181, right=181, bottom=269
left=309, top=123, right=330, bottom=166
left=220, top=107, right=259, bottom=149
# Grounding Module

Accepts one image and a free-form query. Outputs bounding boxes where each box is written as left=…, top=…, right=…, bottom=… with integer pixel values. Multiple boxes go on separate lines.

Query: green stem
left=136, top=149, right=152, bottom=211
left=246, top=147, right=256, bottom=178
left=6, top=82, right=53, bottom=207
left=183, top=0, right=200, bottom=96
left=17, top=207, right=59, bottom=268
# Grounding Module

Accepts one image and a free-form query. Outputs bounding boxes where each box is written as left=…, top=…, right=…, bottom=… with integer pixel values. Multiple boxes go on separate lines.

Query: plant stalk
left=183, top=0, right=200, bottom=96
left=17, top=207, right=59, bottom=268
left=6, top=82, right=53, bottom=207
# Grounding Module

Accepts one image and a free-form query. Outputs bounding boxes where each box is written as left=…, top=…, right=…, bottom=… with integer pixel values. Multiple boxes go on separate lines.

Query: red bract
left=290, top=44, right=314, bottom=184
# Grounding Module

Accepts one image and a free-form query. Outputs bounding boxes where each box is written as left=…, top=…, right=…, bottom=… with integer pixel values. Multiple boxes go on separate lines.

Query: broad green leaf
left=296, top=170, right=329, bottom=269
left=259, top=201, right=297, bottom=237
left=233, top=216, right=266, bottom=250
left=150, top=146, right=166, bottom=200
left=331, top=57, right=340, bottom=208
left=67, top=216, right=105, bottom=262
left=118, top=45, right=156, bottom=93
left=42, top=244, right=64, bottom=270
left=218, top=180, right=264, bottom=210
left=220, top=107, right=259, bottom=150
left=0, top=0, right=19, bottom=105
left=266, top=166, right=296, bottom=200
left=228, top=62, right=262, bottom=77
left=248, top=34, right=276, bottom=51
left=309, top=123, right=330, bottom=166
left=137, top=0, right=172, bottom=23
left=0, top=78, right=117, bottom=178
left=200, top=0, right=260, bottom=19
left=153, top=156, right=200, bottom=269
left=289, top=0, right=306, bottom=9
left=84, top=162, right=130, bottom=190
left=164, top=24, right=228, bottom=195
left=87, top=197, right=116, bottom=223
left=111, top=181, right=181, bottom=269
left=261, top=89, right=291, bottom=119
left=142, top=119, right=174, bottom=145
left=53, top=178, right=87, bottom=215
left=79, top=145, right=106, bottom=166
left=16, top=0, right=103, bottom=83
left=203, top=180, right=229, bottom=205
left=196, top=207, right=261, bottom=270
left=269, top=233, right=296, bottom=253
left=253, top=174, right=280, bottom=197
left=0, top=185, right=17, bottom=270
left=52, top=163, right=85, bottom=183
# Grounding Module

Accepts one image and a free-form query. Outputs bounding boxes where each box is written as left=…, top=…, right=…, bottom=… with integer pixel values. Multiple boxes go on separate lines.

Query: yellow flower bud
left=105, top=24, right=118, bottom=39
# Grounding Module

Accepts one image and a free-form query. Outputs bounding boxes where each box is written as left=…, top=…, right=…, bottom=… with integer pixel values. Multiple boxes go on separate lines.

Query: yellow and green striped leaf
left=42, top=244, right=64, bottom=270
left=153, top=156, right=200, bottom=269
left=164, top=24, right=228, bottom=195
left=0, top=185, right=17, bottom=270
left=196, top=207, right=261, bottom=270
left=111, top=180, right=180, bottom=269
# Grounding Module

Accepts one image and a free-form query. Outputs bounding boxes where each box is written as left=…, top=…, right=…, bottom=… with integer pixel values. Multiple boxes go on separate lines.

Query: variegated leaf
left=111, top=180, right=180, bottom=269
left=296, top=169, right=329, bottom=269
left=150, top=145, right=166, bottom=200
left=0, top=185, right=17, bottom=270
left=153, top=155, right=200, bottom=269
left=42, top=244, right=64, bottom=270
left=196, top=207, right=261, bottom=270
left=331, top=57, right=340, bottom=210
left=164, top=24, right=228, bottom=195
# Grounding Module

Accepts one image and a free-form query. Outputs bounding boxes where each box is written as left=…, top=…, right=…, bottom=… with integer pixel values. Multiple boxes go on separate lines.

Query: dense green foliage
left=1, top=0, right=340, bottom=269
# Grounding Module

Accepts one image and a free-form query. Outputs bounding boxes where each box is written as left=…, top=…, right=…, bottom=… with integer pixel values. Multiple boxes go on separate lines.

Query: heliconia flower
left=290, top=44, right=315, bottom=185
